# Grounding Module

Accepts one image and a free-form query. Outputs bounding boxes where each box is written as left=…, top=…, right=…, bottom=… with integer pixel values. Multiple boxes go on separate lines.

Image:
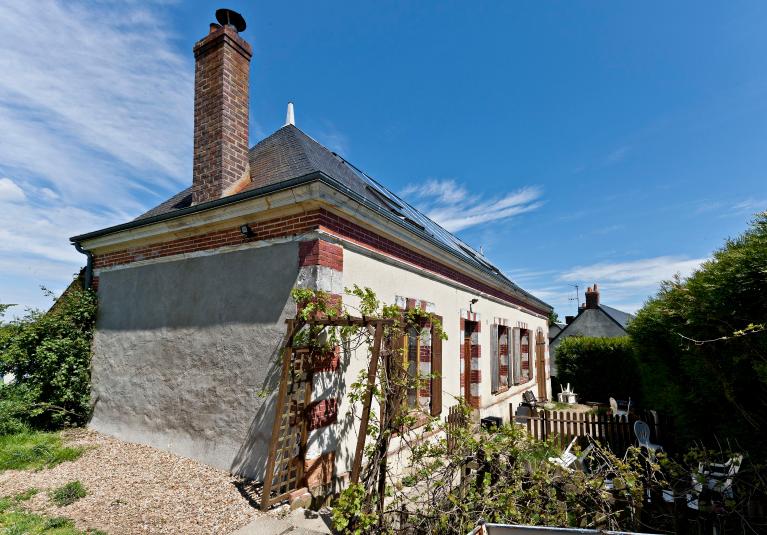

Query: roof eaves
left=70, top=171, right=552, bottom=312
left=69, top=171, right=326, bottom=243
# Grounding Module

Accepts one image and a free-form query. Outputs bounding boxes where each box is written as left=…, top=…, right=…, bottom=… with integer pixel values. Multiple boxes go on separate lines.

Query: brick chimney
left=585, top=283, right=600, bottom=309
left=192, top=11, right=252, bottom=205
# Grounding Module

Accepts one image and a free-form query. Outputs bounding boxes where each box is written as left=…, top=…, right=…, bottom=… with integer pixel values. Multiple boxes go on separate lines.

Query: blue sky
left=1, top=1, right=765, bottom=319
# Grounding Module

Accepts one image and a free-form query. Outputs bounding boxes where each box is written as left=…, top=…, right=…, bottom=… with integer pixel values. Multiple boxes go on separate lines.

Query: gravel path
left=0, top=429, right=264, bottom=534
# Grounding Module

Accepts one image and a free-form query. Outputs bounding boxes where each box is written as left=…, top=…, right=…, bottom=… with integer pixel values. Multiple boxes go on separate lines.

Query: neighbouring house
left=549, top=284, right=634, bottom=378
left=547, top=321, right=566, bottom=342
left=70, top=10, right=553, bottom=494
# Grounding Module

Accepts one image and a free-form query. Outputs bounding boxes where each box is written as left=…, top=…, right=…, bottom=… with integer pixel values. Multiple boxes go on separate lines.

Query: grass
left=49, top=481, right=87, bottom=507
left=0, top=430, right=84, bottom=471
left=0, top=490, right=105, bottom=534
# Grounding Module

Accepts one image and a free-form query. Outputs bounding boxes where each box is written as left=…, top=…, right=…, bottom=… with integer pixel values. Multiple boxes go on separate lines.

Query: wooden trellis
left=261, top=316, right=393, bottom=510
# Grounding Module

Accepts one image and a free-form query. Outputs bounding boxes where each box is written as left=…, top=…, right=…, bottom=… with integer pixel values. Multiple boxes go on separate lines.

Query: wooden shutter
left=490, top=323, right=499, bottom=393
left=430, top=315, right=443, bottom=416
left=512, top=327, right=521, bottom=385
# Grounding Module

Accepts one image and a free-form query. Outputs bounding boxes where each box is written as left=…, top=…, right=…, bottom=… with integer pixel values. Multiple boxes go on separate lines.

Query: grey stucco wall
left=549, top=309, right=627, bottom=377
left=90, top=243, right=298, bottom=480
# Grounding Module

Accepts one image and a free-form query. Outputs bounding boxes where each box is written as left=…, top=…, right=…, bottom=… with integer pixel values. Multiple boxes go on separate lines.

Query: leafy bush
left=0, top=285, right=97, bottom=429
left=628, top=212, right=767, bottom=454
left=0, top=384, right=39, bottom=435
left=334, top=418, right=660, bottom=534
left=0, top=431, right=84, bottom=471
left=49, top=481, right=87, bottom=507
left=555, top=336, right=641, bottom=403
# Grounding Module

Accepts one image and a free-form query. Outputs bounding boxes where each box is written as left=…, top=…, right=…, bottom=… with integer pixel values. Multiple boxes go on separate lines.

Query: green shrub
left=49, top=481, right=87, bottom=507
left=0, top=431, right=84, bottom=471
left=0, top=284, right=97, bottom=429
left=0, top=384, right=42, bottom=435
left=555, top=336, right=641, bottom=403
left=628, top=212, right=767, bottom=454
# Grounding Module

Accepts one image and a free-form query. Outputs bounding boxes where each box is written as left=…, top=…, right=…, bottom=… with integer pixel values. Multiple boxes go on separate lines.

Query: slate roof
left=599, top=304, right=634, bottom=330
left=550, top=304, right=634, bottom=345
left=124, top=124, right=550, bottom=312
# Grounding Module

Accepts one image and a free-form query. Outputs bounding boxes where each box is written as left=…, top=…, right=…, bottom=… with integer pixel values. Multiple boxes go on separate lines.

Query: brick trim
left=304, top=451, right=335, bottom=488
left=461, top=319, right=482, bottom=409
left=298, top=239, right=343, bottom=270
left=460, top=309, right=481, bottom=322
left=307, top=398, right=338, bottom=430
left=93, top=211, right=322, bottom=269
left=91, top=208, right=548, bottom=315
left=319, top=209, right=546, bottom=314
left=312, top=347, right=341, bottom=373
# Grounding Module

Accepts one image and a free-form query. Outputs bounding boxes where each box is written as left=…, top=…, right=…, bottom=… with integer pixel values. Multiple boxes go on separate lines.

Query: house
left=69, top=10, right=552, bottom=494
left=549, top=284, right=634, bottom=377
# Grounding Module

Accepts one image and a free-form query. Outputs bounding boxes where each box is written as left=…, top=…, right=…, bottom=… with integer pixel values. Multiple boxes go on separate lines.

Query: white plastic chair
left=634, top=420, right=662, bottom=453
left=548, top=438, right=596, bottom=472
left=548, top=437, right=578, bottom=469
left=693, top=454, right=743, bottom=499
left=609, top=397, right=629, bottom=419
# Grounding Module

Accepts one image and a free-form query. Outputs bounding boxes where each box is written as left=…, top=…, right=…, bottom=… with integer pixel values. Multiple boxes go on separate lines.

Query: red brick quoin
left=307, top=398, right=338, bottom=430
left=298, top=239, right=343, bottom=271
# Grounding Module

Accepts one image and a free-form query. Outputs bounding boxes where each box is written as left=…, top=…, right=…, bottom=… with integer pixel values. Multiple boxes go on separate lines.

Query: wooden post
left=350, top=321, right=384, bottom=484
left=261, top=320, right=295, bottom=511
left=297, top=350, right=313, bottom=487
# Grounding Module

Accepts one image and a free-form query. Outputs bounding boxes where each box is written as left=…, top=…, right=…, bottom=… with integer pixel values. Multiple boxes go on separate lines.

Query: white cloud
left=401, top=179, right=543, bottom=232
left=514, top=255, right=707, bottom=316
left=731, top=198, right=767, bottom=215
left=0, top=0, right=192, bottom=315
left=560, top=256, right=705, bottom=290
left=0, top=0, right=192, bottom=210
left=0, top=178, right=26, bottom=202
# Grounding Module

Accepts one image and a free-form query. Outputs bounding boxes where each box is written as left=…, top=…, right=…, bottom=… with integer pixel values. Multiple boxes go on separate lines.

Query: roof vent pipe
left=285, top=102, right=295, bottom=126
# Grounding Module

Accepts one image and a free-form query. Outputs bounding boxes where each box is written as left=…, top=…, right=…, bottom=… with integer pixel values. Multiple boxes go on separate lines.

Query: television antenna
left=568, top=284, right=580, bottom=309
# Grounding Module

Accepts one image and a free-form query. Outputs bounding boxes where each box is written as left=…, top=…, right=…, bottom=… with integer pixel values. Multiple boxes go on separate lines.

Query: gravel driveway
left=0, top=428, right=264, bottom=534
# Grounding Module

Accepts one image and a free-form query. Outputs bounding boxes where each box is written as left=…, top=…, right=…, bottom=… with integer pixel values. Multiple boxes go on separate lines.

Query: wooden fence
left=445, top=404, right=469, bottom=450
left=513, top=407, right=668, bottom=454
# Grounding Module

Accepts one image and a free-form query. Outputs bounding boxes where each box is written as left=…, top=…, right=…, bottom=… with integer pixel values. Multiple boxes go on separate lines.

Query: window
left=491, top=324, right=510, bottom=394
left=397, top=302, right=443, bottom=418
left=404, top=325, right=423, bottom=409
left=511, top=327, right=532, bottom=384
left=520, top=329, right=531, bottom=383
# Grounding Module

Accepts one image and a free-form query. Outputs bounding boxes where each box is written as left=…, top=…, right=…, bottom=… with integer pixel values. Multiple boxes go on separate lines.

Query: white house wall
left=336, top=246, right=550, bottom=476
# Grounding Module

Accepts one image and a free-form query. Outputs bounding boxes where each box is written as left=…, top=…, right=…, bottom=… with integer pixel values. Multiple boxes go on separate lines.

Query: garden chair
left=548, top=437, right=578, bottom=469
left=548, top=438, right=595, bottom=471
left=609, top=396, right=630, bottom=419
left=633, top=420, right=662, bottom=453
left=693, top=454, right=743, bottom=498
left=522, top=390, right=538, bottom=409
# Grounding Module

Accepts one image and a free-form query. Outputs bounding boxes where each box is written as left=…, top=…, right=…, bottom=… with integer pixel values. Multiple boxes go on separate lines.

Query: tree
left=556, top=336, right=641, bottom=403
left=548, top=310, right=560, bottom=326
left=0, top=285, right=97, bottom=429
left=628, top=212, right=767, bottom=454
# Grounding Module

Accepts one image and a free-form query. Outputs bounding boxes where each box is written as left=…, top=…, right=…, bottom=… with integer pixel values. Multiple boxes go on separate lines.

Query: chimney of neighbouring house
left=565, top=315, right=575, bottom=325
left=192, top=9, right=252, bottom=205
left=585, top=283, right=600, bottom=309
